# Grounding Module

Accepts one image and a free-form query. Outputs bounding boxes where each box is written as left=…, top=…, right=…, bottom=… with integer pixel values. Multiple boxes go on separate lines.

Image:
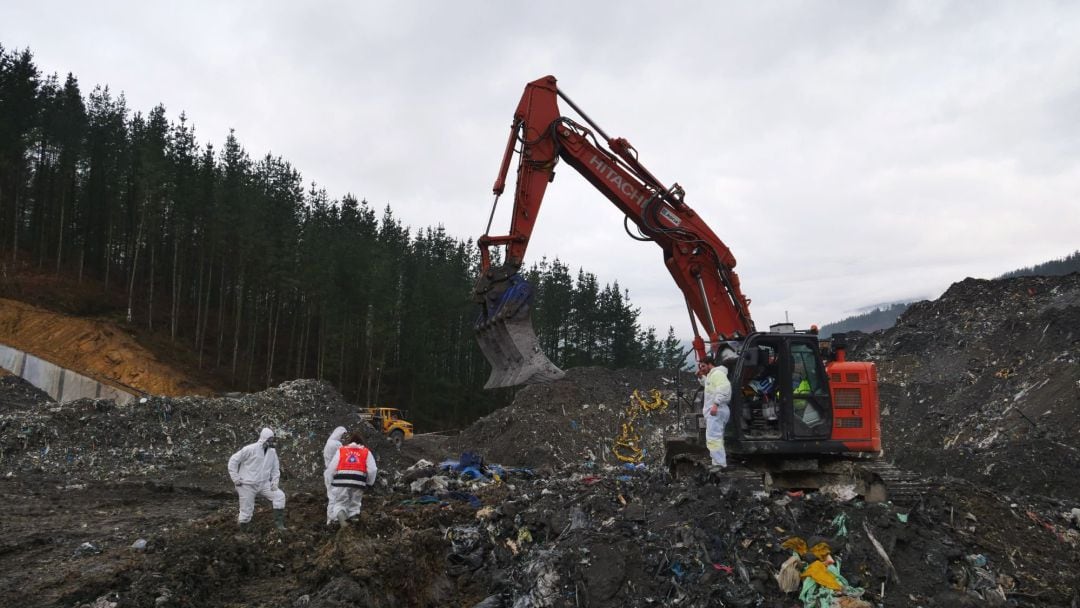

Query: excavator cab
left=729, top=333, right=834, bottom=449
left=666, top=329, right=882, bottom=496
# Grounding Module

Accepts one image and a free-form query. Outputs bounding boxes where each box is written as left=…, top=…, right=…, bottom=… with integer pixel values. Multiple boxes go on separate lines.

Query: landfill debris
left=2, top=349, right=1079, bottom=606
left=848, top=274, right=1080, bottom=501
left=73, top=542, right=102, bottom=557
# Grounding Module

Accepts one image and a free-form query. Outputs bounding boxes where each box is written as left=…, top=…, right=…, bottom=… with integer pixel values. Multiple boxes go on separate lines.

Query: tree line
left=0, top=45, right=685, bottom=428
left=999, top=250, right=1080, bottom=279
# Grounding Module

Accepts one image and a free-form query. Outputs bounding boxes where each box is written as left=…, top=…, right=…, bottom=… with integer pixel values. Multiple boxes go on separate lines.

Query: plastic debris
left=830, top=513, right=849, bottom=537
left=964, top=553, right=987, bottom=567
left=73, top=542, right=101, bottom=557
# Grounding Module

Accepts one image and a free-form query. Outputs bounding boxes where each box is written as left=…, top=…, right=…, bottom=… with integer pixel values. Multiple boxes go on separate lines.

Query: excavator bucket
left=474, top=273, right=565, bottom=389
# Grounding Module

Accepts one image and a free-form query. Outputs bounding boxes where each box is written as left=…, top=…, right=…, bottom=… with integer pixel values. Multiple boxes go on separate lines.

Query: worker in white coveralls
left=322, top=426, right=347, bottom=524
left=700, top=349, right=736, bottom=470
left=326, top=431, right=377, bottom=527
left=228, top=427, right=287, bottom=530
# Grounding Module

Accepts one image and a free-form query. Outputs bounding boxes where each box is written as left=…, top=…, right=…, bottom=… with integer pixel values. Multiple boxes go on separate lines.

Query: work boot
left=273, top=509, right=287, bottom=531
left=336, top=510, right=348, bottom=528
left=238, top=520, right=252, bottom=531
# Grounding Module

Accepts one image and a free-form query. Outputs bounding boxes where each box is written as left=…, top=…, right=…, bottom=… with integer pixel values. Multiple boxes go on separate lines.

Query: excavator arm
left=474, top=75, right=754, bottom=388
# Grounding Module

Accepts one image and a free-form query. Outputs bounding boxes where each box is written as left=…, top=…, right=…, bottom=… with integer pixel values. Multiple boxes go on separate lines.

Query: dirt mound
left=848, top=274, right=1080, bottom=500
left=0, top=378, right=409, bottom=487
left=452, top=367, right=695, bottom=468
left=0, top=374, right=53, bottom=411
left=0, top=297, right=213, bottom=396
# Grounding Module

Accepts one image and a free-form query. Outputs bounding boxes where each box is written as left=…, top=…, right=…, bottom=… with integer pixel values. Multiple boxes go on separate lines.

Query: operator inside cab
left=791, top=347, right=826, bottom=430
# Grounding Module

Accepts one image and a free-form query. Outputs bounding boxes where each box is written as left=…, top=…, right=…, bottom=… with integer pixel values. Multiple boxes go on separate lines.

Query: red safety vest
left=336, top=445, right=370, bottom=473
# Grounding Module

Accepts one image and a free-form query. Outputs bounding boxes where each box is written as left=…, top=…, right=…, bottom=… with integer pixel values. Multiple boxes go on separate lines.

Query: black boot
left=273, top=509, right=287, bottom=531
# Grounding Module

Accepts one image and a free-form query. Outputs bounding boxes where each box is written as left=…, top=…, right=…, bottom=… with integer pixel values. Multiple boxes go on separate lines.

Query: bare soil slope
left=0, top=297, right=212, bottom=396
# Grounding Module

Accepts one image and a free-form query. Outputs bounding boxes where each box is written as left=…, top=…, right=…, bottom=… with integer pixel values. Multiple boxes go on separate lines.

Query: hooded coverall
left=327, top=442, right=377, bottom=522
left=322, top=426, right=347, bottom=524
left=702, top=366, right=733, bottom=467
left=228, top=428, right=286, bottom=524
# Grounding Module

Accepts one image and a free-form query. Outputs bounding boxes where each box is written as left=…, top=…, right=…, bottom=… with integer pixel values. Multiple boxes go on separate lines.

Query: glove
left=233, top=480, right=243, bottom=487
left=271, top=482, right=279, bottom=491
left=709, top=404, right=719, bottom=416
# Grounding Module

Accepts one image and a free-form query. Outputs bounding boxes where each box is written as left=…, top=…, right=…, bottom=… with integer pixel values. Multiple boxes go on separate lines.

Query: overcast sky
left=4, top=2, right=1078, bottom=338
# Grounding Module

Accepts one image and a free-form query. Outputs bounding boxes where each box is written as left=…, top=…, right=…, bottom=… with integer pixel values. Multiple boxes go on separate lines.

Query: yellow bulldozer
left=359, top=407, right=414, bottom=448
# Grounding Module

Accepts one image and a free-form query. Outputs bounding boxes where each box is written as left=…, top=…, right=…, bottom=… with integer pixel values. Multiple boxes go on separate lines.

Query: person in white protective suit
left=700, top=349, right=736, bottom=469
left=322, top=426, right=348, bottom=524
left=228, top=427, right=287, bottom=530
left=326, top=431, right=377, bottom=527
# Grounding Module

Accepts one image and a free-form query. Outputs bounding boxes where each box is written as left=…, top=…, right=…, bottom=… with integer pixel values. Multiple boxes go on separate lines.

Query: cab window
left=791, top=343, right=825, bottom=395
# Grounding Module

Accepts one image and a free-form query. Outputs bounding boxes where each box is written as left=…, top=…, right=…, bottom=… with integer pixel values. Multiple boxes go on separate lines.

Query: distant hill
left=818, top=302, right=912, bottom=337
left=998, top=250, right=1080, bottom=278
left=819, top=250, right=1080, bottom=337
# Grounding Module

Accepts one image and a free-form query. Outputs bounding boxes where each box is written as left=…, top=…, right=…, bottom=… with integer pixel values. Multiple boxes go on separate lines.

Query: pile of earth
left=0, top=377, right=409, bottom=487
left=847, top=273, right=1080, bottom=500
left=0, top=374, right=53, bottom=411
left=451, top=367, right=697, bottom=469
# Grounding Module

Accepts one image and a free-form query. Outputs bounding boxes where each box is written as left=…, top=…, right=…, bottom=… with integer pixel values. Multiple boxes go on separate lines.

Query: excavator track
left=676, top=456, right=936, bottom=504
left=858, top=461, right=941, bottom=503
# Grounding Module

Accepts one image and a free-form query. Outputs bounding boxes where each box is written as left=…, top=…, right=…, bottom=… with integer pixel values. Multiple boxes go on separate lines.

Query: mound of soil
left=0, top=374, right=53, bottom=411
left=0, top=379, right=409, bottom=487
left=849, top=274, right=1080, bottom=499
left=452, top=367, right=696, bottom=469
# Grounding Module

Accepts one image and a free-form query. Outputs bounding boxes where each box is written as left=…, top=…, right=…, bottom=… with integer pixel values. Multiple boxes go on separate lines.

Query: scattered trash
left=775, top=554, right=802, bottom=592
left=819, top=482, right=858, bottom=502
left=830, top=513, right=849, bottom=537
left=73, top=542, right=101, bottom=557
left=964, top=553, right=987, bottom=568
left=131, top=538, right=148, bottom=551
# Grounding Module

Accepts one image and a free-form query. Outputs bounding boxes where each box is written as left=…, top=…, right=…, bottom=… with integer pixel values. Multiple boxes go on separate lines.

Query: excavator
left=473, top=75, right=885, bottom=497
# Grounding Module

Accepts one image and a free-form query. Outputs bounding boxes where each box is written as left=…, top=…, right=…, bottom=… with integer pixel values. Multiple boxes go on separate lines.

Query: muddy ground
left=1, top=273, right=1080, bottom=607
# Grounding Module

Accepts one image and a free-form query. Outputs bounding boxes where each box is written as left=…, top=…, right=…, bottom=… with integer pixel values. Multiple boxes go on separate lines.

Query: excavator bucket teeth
left=477, top=313, right=565, bottom=389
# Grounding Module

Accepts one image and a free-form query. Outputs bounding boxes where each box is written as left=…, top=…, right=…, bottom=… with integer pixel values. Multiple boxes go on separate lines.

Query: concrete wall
left=0, top=343, right=137, bottom=405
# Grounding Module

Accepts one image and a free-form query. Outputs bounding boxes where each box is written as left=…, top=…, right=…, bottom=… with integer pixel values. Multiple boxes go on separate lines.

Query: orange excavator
left=473, top=76, right=883, bottom=494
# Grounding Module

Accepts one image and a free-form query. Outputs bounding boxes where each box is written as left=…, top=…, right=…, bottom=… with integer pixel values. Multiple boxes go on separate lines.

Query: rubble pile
left=0, top=374, right=54, bottom=411
left=452, top=367, right=695, bottom=468
left=849, top=274, right=1080, bottom=499
left=36, top=461, right=1080, bottom=608
left=0, top=378, right=408, bottom=485
left=2, top=274, right=1080, bottom=607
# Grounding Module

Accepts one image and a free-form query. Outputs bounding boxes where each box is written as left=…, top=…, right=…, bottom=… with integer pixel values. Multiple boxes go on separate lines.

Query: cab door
left=785, top=339, right=832, bottom=439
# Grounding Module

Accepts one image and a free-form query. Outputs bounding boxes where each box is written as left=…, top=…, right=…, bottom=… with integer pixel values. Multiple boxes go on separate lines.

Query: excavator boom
left=474, top=75, right=754, bottom=388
